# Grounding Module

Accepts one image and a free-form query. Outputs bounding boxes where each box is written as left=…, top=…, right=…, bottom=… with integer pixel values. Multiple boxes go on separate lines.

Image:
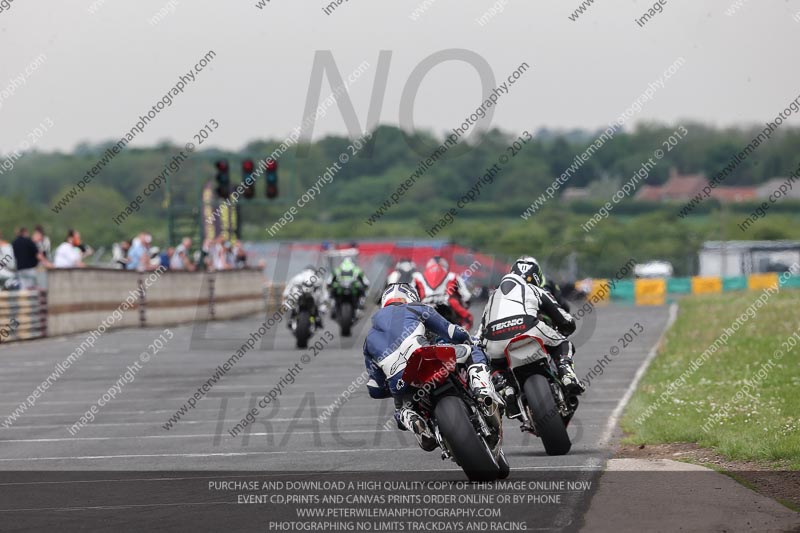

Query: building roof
left=634, top=169, right=708, bottom=201
left=710, top=186, right=758, bottom=202
left=634, top=169, right=758, bottom=203
left=634, top=185, right=663, bottom=201
left=658, top=173, right=708, bottom=199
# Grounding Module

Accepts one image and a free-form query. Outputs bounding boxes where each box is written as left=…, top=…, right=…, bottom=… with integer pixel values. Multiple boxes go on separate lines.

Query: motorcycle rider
left=386, top=258, right=417, bottom=285
left=328, top=256, right=370, bottom=318
left=283, top=265, right=328, bottom=327
left=543, top=279, right=571, bottom=312
left=478, top=256, right=584, bottom=396
left=376, top=258, right=417, bottom=305
left=364, top=283, right=503, bottom=451
left=413, top=256, right=473, bottom=330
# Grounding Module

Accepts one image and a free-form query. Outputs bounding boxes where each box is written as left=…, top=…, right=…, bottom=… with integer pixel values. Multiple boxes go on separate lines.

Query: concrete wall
left=45, top=268, right=267, bottom=338
left=47, top=269, right=142, bottom=336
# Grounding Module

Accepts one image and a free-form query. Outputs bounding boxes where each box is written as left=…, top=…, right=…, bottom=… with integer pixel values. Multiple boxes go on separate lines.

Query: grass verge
left=621, top=289, right=800, bottom=470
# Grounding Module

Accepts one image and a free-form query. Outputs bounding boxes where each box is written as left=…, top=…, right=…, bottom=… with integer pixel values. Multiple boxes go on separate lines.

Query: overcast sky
left=1, top=0, right=799, bottom=154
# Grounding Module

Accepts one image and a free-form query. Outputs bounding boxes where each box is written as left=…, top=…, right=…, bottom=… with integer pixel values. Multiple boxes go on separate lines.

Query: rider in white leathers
left=477, top=256, right=583, bottom=394
left=283, top=265, right=328, bottom=326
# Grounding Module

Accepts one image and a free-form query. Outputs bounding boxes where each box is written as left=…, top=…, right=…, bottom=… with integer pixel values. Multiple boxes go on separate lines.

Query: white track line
left=0, top=445, right=605, bottom=463
left=0, top=429, right=395, bottom=443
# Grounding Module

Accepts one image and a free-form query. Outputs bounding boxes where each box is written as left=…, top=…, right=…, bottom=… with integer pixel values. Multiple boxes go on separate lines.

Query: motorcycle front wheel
left=295, top=311, right=312, bottom=349
left=339, top=302, right=353, bottom=337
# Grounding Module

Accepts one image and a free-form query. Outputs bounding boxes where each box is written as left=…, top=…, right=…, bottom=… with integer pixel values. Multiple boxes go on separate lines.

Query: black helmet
left=511, top=256, right=545, bottom=287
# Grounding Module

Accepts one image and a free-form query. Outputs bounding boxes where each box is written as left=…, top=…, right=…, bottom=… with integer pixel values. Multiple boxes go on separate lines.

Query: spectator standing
left=31, top=228, right=53, bottom=269
left=211, top=236, right=229, bottom=271
left=113, top=240, right=131, bottom=269
left=127, top=233, right=148, bottom=271
left=159, top=247, right=173, bottom=269
left=0, top=231, right=17, bottom=288
left=33, top=225, right=51, bottom=262
left=11, top=228, right=40, bottom=288
left=234, top=241, right=248, bottom=269
left=170, top=237, right=195, bottom=271
left=53, top=230, right=86, bottom=268
left=224, top=241, right=235, bottom=269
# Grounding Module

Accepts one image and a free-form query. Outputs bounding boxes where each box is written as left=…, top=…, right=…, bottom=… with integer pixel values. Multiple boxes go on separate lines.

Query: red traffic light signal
left=214, top=159, right=230, bottom=198
left=266, top=158, right=278, bottom=172
left=242, top=159, right=256, bottom=199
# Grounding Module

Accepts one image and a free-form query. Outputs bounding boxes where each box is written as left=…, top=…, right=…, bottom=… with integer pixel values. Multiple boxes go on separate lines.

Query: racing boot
left=492, top=370, right=520, bottom=418
left=557, top=357, right=585, bottom=395
left=397, top=406, right=438, bottom=452
left=468, top=363, right=505, bottom=409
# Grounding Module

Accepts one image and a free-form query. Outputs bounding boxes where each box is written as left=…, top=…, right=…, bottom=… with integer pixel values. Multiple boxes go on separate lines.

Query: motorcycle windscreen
left=401, top=345, right=457, bottom=388
left=504, top=334, right=548, bottom=368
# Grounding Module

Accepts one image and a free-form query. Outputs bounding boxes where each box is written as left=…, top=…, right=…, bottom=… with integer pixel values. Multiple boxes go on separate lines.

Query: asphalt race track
left=0, top=303, right=671, bottom=531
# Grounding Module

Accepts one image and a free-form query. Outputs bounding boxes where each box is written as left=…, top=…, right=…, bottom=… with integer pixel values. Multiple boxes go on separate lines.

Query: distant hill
left=2, top=123, right=799, bottom=277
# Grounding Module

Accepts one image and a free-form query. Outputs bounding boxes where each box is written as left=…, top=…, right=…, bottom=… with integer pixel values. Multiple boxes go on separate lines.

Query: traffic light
left=266, top=158, right=278, bottom=199
left=242, top=159, right=256, bottom=199
left=214, top=159, right=230, bottom=198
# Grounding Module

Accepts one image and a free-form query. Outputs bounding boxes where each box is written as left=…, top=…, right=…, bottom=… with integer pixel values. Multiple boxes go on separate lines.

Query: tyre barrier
left=0, top=289, right=47, bottom=343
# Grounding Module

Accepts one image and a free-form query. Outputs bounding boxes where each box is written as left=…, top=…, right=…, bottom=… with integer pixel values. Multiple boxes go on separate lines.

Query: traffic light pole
left=166, top=157, right=174, bottom=247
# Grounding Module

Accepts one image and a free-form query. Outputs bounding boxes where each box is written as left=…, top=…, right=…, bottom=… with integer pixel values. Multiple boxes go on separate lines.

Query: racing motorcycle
left=401, top=344, right=510, bottom=481
left=330, top=278, right=359, bottom=337
left=489, top=329, right=578, bottom=456
left=289, top=288, right=319, bottom=349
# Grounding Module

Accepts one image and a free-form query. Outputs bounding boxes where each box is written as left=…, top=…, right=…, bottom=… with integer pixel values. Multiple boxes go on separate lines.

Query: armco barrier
left=33, top=268, right=268, bottom=341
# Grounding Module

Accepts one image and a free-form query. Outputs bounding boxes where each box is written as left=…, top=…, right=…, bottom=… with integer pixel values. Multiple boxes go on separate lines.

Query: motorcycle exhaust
left=566, top=395, right=580, bottom=410
left=477, top=395, right=502, bottom=430
left=477, top=395, right=494, bottom=408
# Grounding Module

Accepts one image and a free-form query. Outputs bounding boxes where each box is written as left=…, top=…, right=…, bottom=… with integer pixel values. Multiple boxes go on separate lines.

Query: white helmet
left=380, top=283, right=420, bottom=307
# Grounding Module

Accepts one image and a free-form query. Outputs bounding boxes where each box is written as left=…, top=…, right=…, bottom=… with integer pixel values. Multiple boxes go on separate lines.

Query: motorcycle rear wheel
left=524, top=374, right=571, bottom=456
left=434, top=395, right=500, bottom=481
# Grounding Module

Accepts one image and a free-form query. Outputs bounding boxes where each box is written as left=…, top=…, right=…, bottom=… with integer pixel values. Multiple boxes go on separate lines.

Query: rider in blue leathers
left=364, top=283, right=502, bottom=451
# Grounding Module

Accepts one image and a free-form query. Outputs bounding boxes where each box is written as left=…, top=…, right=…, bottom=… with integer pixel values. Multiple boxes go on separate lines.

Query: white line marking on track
left=0, top=429, right=395, bottom=443
left=0, top=446, right=607, bottom=462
